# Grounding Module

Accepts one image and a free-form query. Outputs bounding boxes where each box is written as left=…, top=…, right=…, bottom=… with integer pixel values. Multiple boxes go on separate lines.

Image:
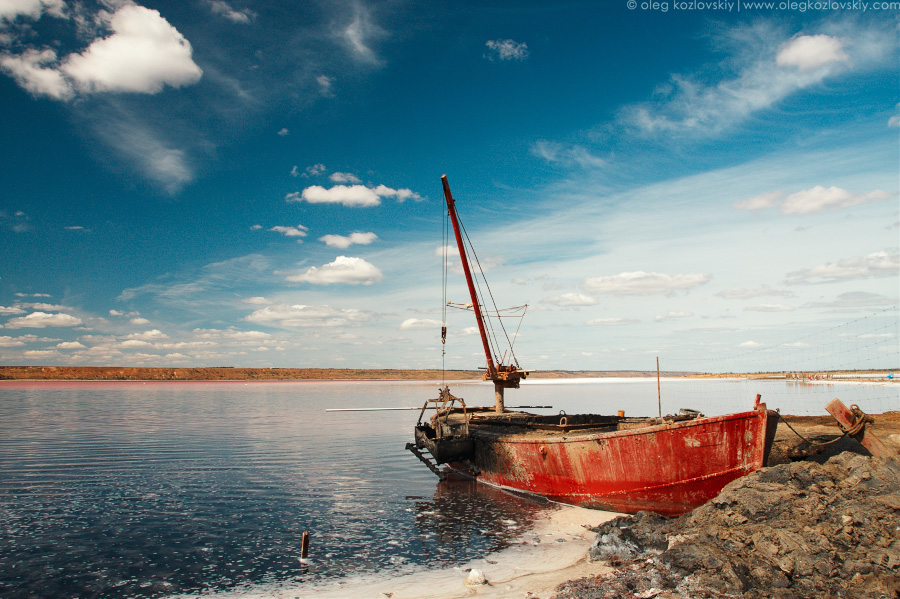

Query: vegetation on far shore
left=0, top=366, right=894, bottom=382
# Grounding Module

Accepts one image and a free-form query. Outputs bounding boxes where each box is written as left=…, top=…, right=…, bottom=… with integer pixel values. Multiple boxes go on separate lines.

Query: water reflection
left=412, top=478, right=551, bottom=563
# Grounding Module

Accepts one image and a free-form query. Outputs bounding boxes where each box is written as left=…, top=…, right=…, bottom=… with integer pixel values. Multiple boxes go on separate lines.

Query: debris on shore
left=553, top=451, right=900, bottom=599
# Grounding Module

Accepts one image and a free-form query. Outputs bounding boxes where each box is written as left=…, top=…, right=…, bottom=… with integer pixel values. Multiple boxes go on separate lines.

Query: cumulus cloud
left=270, top=224, right=309, bottom=240
left=485, top=39, right=529, bottom=61
left=290, top=184, right=421, bottom=207
left=319, top=231, right=377, bottom=248
left=277, top=127, right=289, bottom=136
left=400, top=318, right=442, bottom=330
left=5, top=311, right=83, bottom=328
left=129, top=317, right=150, bottom=325
left=127, top=329, right=169, bottom=340
left=62, top=5, right=202, bottom=94
left=246, top=304, right=371, bottom=328
left=582, top=271, right=711, bottom=296
left=242, top=296, right=270, bottom=305
left=786, top=251, right=899, bottom=284
left=542, top=293, right=597, bottom=307
left=1, top=3, right=202, bottom=100
left=0, top=48, right=72, bottom=99
left=0, top=336, right=26, bottom=346
left=775, top=34, right=849, bottom=71
left=285, top=256, right=383, bottom=285
left=736, top=186, right=892, bottom=215
left=0, top=305, right=26, bottom=315
left=329, top=172, right=361, bottom=184
left=56, top=341, right=86, bottom=349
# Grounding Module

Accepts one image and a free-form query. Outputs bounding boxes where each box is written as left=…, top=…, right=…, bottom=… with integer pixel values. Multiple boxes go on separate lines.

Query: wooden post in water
left=656, top=356, right=662, bottom=419
left=301, top=531, right=310, bottom=560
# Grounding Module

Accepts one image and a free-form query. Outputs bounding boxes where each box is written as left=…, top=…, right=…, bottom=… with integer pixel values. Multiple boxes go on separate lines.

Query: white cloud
left=319, top=231, right=377, bottom=249
left=127, top=329, right=169, bottom=340
left=207, top=0, right=255, bottom=24
left=586, top=318, right=640, bottom=326
left=739, top=340, right=763, bottom=347
left=129, top=317, right=150, bottom=325
left=317, top=75, right=333, bottom=97
left=532, top=141, right=605, bottom=169
left=295, top=185, right=380, bottom=207
left=620, top=24, right=884, bottom=137
left=0, top=305, right=26, bottom=314
left=329, top=172, right=361, bottom=184
left=0, top=336, right=26, bottom=346
left=56, top=341, right=86, bottom=349
left=270, top=224, right=309, bottom=240
left=716, top=285, right=793, bottom=300
left=285, top=256, right=383, bottom=285
left=804, top=292, right=898, bottom=309
left=0, top=48, right=72, bottom=99
left=193, top=327, right=271, bottom=340
left=744, top=303, right=793, bottom=312
left=5, top=311, right=83, bottom=328
left=293, top=184, right=421, bottom=207
left=305, top=163, right=326, bottom=176
left=735, top=186, right=891, bottom=215
left=655, top=311, right=693, bottom=321
left=786, top=251, right=899, bottom=284
left=242, top=296, right=270, bottom=305
left=62, top=4, right=202, bottom=94
left=733, top=190, right=783, bottom=211
left=290, top=166, right=300, bottom=177
left=0, top=0, right=66, bottom=21
left=776, top=34, right=849, bottom=71
left=543, top=293, right=596, bottom=307
left=246, top=304, right=371, bottom=328
left=782, top=186, right=891, bottom=215
left=582, top=271, right=711, bottom=296
left=485, top=39, right=529, bottom=61
left=341, top=4, right=383, bottom=65
left=400, top=318, right=442, bottom=330
left=277, top=127, right=289, bottom=136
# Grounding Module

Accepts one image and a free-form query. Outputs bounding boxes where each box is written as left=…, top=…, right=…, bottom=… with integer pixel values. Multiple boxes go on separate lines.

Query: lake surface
left=0, top=378, right=896, bottom=598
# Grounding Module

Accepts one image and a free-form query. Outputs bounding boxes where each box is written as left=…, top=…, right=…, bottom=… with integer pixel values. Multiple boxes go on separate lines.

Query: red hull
left=457, top=405, right=778, bottom=516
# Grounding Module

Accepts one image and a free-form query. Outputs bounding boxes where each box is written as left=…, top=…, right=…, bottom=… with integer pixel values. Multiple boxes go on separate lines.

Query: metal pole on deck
left=657, top=356, right=662, bottom=419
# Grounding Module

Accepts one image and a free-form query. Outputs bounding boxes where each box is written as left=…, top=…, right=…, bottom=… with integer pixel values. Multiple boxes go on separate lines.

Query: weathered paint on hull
left=459, top=406, right=778, bottom=516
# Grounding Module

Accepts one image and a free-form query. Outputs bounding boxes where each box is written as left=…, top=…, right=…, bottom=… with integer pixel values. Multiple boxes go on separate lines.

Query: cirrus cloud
left=581, top=271, right=711, bottom=296
left=735, top=186, right=892, bottom=215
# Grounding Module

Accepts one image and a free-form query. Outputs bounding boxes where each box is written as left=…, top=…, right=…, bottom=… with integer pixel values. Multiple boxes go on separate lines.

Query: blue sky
left=0, top=0, right=897, bottom=372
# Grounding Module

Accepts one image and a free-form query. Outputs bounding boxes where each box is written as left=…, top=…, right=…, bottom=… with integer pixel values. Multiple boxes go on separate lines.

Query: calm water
left=0, top=378, right=896, bottom=598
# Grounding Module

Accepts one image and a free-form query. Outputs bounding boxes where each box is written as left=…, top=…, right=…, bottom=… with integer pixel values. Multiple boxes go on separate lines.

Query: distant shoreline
left=0, top=366, right=894, bottom=382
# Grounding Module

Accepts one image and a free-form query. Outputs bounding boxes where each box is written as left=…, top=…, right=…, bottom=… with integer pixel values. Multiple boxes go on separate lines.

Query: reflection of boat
left=408, top=175, right=778, bottom=516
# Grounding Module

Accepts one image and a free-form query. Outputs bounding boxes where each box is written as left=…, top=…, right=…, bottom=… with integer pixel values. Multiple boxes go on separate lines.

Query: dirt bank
left=553, top=415, right=900, bottom=599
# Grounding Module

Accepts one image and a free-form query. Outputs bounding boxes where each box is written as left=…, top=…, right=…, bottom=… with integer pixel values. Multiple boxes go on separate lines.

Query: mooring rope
left=778, top=406, right=872, bottom=446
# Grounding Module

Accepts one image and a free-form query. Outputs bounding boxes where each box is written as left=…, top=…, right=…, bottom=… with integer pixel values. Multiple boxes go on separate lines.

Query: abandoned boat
left=407, top=175, right=779, bottom=516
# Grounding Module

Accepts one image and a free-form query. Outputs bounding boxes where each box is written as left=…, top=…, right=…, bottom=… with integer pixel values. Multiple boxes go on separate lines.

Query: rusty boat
left=407, top=175, right=779, bottom=516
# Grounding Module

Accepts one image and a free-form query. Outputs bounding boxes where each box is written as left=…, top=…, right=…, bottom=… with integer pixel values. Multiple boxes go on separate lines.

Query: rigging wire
left=457, top=212, right=523, bottom=369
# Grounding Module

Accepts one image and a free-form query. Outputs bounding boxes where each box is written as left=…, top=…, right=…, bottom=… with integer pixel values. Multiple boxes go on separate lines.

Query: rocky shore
left=552, top=412, right=900, bottom=599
